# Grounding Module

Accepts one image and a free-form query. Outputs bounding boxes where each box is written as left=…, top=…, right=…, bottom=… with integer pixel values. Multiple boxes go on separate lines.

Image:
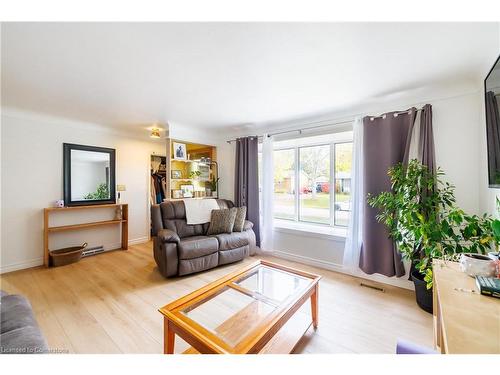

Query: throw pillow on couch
left=207, top=207, right=238, bottom=235
left=232, top=206, right=247, bottom=232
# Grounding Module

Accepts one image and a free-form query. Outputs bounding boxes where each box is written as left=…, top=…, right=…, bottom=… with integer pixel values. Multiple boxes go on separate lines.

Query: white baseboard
left=0, top=257, right=44, bottom=274
left=272, top=250, right=345, bottom=272
left=0, top=237, right=151, bottom=274
left=128, top=236, right=149, bottom=246
left=271, top=250, right=414, bottom=290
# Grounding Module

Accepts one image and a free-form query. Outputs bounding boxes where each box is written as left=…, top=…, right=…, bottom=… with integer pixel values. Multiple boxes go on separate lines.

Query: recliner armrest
left=243, top=220, right=253, bottom=231
left=157, top=229, right=180, bottom=244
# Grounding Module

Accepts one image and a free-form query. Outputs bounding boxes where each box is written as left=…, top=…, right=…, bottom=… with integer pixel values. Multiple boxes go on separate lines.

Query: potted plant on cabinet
left=206, top=176, right=220, bottom=198
left=368, top=159, right=496, bottom=313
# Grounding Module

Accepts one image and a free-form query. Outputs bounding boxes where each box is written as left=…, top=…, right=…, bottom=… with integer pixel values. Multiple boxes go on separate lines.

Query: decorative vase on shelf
left=114, top=206, right=123, bottom=221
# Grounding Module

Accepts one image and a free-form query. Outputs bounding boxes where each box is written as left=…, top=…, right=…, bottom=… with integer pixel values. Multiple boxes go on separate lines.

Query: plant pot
left=411, top=270, right=433, bottom=314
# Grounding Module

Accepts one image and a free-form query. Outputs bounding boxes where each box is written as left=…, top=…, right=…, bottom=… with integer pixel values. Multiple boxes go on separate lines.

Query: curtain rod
left=225, top=118, right=353, bottom=144
left=226, top=105, right=428, bottom=143
left=368, top=106, right=425, bottom=121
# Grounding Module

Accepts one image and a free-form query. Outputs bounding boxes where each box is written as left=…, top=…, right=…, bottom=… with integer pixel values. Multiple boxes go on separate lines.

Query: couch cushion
left=174, top=220, right=209, bottom=239
left=0, top=326, right=48, bottom=354
left=210, top=232, right=249, bottom=251
left=0, top=294, right=48, bottom=353
left=219, top=245, right=248, bottom=265
left=0, top=295, right=38, bottom=335
left=178, top=253, right=219, bottom=276
left=178, top=236, right=218, bottom=260
left=206, top=208, right=237, bottom=235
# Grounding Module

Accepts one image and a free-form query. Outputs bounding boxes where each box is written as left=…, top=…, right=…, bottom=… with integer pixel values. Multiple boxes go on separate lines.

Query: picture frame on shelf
left=180, top=184, right=194, bottom=198
left=173, top=142, right=187, bottom=160
left=171, top=170, right=182, bottom=179
left=172, top=189, right=183, bottom=199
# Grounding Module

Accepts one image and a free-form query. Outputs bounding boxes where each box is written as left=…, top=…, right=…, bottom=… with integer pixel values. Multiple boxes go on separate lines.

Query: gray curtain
left=359, top=108, right=417, bottom=277
left=486, top=91, right=500, bottom=185
left=418, top=104, right=436, bottom=176
left=234, top=136, right=261, bottom=246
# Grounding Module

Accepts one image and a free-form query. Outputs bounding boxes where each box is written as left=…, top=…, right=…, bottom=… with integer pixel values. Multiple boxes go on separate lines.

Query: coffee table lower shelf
left=182, top=311, right=313, bottom=354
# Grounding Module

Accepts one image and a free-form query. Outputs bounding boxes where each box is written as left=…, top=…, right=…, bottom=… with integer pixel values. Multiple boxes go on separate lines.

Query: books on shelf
left=475, top=276, right=500, bottom=299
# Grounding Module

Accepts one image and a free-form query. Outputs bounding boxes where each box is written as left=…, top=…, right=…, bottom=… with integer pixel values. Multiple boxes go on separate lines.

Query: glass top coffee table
left=159, top=260, right=321, bottom=354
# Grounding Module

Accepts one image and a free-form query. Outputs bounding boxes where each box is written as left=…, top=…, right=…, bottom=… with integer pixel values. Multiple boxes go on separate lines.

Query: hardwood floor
left=0, top=242, right=433, bottom=353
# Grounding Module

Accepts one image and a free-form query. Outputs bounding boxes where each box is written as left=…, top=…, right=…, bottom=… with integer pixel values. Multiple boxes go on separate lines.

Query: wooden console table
left=433, top=259, right=500, bottom=353
left=43, top=203, right=128, bottom=267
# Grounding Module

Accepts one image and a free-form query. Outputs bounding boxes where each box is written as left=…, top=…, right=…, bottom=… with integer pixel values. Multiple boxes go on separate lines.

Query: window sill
left=273, top=219, right=347, bottom=241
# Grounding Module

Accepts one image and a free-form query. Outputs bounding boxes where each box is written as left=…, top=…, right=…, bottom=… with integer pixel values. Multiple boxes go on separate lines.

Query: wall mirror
left=63, top=143, right=116, bottom=206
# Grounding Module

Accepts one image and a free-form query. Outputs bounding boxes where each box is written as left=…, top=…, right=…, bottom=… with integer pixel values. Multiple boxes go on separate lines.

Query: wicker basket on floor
left=49, top=242, right=87, bottom=267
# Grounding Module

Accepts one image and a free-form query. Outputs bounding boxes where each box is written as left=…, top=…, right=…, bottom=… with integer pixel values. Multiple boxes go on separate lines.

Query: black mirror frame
left=484, top=53, right=500, bottom=189
left=63, top=143, right=116, bottom=207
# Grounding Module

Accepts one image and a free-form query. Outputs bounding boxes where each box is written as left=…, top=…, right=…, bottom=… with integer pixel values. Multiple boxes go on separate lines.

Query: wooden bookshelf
left=168, top=139, right=217, bottom=199
left=47, top=219, right=127, bottom=232
left=43, top=203, right=128, bottom=267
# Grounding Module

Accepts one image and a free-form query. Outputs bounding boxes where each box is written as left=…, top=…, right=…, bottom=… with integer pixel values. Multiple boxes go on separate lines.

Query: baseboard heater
left=82, top=245, right=105, bottom=257
left=360, top=282, right=385, bottom=293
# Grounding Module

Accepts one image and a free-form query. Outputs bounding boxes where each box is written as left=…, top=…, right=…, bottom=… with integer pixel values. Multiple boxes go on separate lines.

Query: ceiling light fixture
left=150, top=128, right=161, bottom=138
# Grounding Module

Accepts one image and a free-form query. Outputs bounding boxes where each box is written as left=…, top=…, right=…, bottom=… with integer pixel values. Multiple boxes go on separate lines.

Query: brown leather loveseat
left=151, top=199, right=256, bottom=277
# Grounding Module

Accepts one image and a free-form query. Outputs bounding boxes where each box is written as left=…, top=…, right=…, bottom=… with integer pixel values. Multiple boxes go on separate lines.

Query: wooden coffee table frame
left=159, top=260, right=321, bottom=354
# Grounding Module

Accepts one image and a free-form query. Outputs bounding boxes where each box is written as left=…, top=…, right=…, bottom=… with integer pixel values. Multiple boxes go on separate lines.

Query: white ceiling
left=1, top=22, right=499, bottom=132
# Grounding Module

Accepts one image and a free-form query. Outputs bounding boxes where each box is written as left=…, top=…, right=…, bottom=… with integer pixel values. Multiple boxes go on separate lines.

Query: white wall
left=479, top=25, right=500, bottom=216
left=0, top=110, right=165, bottom=273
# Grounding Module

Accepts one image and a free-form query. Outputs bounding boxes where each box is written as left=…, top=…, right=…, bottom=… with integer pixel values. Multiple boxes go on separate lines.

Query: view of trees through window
left=273, top=140, right=352, bottom=227
left=299, top=145, right=330, bottom=224
left=334, top=142, right=352, bottom=226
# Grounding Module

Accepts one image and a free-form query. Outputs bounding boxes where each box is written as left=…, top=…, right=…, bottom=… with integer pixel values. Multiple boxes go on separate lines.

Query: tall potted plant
left=368, top=160, right=496, bottom=313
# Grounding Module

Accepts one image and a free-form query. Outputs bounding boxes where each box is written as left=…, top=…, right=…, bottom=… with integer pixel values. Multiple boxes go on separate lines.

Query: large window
left=272, top=132, right=353, bottom=228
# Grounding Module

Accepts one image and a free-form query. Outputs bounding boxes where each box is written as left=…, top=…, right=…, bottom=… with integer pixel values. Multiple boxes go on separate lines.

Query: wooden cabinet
left=166, top=139, right=217, bottom=200
left=433, top=259, right=500, bottom=353
left=43, top=204, right=128, bottom=267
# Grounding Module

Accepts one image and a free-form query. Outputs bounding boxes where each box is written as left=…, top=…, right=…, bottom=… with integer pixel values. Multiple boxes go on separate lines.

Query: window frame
left=273, top=138, right=352, bottom=229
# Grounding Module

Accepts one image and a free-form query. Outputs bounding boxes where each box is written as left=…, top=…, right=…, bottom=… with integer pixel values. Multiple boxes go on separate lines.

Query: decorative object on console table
left=475, top=276, right=500, bottom=299
left=116, top=184, right=126, bottom=203
left=43, top=204, right=128, bottom=267
left=459, top=253, right=497, bottom=278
